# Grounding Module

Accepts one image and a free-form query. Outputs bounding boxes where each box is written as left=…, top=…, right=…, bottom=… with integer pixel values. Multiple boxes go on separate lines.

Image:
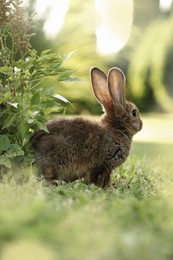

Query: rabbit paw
left=97, top=174, right=112, bottom=188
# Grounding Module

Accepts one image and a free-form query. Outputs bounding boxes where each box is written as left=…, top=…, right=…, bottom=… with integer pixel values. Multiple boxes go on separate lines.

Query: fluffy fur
left=31, top=67, right=142, bottom=187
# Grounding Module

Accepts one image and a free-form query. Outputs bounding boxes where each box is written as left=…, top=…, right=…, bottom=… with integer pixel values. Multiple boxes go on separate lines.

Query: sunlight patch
left=95, top=0, right=133, bottom=55
left=34, top=0, right=69, bottom=37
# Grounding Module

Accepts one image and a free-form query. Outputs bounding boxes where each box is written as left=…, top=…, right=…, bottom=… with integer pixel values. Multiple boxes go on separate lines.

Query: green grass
left=0, top=116, right=173, bottom=260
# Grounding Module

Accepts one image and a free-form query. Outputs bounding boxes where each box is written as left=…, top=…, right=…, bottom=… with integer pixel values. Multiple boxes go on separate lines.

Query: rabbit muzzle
left=133, top=118, right=143, bottom=134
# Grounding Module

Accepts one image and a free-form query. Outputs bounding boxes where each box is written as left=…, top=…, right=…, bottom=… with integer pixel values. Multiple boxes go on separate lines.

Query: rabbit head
left=91, top=67, right=142, bottom=137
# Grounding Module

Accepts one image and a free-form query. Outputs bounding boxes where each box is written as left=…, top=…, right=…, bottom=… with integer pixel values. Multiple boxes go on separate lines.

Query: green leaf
left=36, top=121, right=49, bottom=133
left=57, top=69, right=75, bottom=81
left=0, top=66, right=13, bottom=74
left=39, top=99, right=58, bottom=108
left=18, top=123, right=29, bottom=138
left=0, top=155, right=11, bottom=168
left=31, top=90, right=41, bottom=105
left=51, top=63, right=61, bottom=71
left=29, top=49, right=37, bottom=58
left=53, top=94, right=69, bottom=104
left=7, top=144, right=24, bottom=157
left=14, top=59, right=34, bottom=70
left=3, top=113, right=18, bottom=129
left=0, top=135, right=10, bottom=151
left=40, top=49, right=51, bottom=56
left=64, top=76, right=81, bottom=82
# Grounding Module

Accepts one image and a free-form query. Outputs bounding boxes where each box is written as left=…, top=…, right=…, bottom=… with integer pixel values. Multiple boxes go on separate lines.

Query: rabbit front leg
left=97, top=173, right=112, bottom=188
left=88, top=166, right=112, bottom=188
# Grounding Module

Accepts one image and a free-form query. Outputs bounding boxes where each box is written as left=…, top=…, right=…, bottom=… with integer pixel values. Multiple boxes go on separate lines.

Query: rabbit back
left=33, top=117, right=105, bottom=183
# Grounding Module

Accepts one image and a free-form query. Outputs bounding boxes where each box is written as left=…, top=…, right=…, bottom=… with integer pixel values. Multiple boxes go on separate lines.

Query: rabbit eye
left=131, top=109, right=137, bottom=117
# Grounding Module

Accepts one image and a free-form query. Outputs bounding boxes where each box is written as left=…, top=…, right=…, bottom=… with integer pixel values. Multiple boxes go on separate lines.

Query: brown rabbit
left=31, top=67, right=142, bottom=187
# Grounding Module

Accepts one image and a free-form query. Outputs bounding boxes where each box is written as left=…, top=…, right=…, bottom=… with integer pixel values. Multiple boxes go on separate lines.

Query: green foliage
left=0, top=0, right=77, bottom=170
left=128, top=16, right=173, bottom=112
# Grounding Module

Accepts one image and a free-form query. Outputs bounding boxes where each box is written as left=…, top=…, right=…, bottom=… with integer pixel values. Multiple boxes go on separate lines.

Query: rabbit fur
left=31, top=67, right=142, bottom=187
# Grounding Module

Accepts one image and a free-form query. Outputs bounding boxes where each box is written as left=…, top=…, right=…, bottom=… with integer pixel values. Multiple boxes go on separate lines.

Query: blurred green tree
left=125, top=0, right=173, bottom=112
left=54, top=0, right=106, bottom=114
left=55, top=0, right=173, bottom=113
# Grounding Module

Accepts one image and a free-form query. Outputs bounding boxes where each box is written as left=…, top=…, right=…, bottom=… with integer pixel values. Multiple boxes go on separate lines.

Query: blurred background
left=1, top=2, right=173, bottom=259
left=24, top=0, right=173, bottom=116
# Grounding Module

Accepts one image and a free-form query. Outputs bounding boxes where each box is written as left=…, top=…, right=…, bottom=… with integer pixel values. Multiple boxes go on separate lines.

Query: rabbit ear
left=108, top=67, right=126, bottom=107
left=91, top=67, right=112, bottom=108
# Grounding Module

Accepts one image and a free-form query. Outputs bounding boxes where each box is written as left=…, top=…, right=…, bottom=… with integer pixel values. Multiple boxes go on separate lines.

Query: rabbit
left=31, top=67, right=142, bottom=187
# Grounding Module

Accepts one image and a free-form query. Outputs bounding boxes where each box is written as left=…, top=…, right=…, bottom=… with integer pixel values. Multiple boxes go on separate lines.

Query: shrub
left=0, top=0, right=76, bottom=171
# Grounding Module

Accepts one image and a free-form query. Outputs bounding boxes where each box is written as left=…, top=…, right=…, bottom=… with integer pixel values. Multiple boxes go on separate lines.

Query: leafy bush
left=0, top=0, right=76, bottom=171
